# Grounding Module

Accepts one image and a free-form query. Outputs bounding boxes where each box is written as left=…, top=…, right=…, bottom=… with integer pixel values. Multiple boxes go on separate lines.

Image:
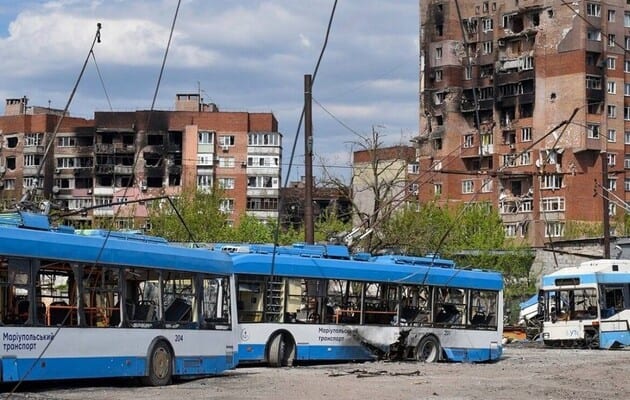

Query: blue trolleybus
left=224, top=243, right=503, bottom=366
left=0, top=211, right=238, bottom=385
left=540, top=259, right=630, bottom=349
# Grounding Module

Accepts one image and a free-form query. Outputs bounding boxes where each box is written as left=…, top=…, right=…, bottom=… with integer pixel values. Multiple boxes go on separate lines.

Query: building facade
left=352, top=145, right=417, bottom=228
left=417, top=0, right=629, bottom=246
left=0, top=94, right=282, bottom=228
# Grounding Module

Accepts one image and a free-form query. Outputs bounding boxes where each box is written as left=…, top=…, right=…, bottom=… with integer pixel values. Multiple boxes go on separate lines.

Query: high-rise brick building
left=416, top=0, right=628, bottom=246
left=0, top=94, right=282, bottom=229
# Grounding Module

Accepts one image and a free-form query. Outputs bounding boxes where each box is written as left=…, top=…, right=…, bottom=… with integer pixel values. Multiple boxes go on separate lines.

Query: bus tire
left=416, top=335, right=440, bottom=363
left=268, top=333, right=294, bottom=367
left=142, top=340, right=173, bottom=386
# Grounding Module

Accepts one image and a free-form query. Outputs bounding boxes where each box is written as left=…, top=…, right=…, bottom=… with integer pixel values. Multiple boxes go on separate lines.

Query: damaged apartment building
left=415, top=0, right=629, bottom=246
left=0, top=94, right=282, bottom=229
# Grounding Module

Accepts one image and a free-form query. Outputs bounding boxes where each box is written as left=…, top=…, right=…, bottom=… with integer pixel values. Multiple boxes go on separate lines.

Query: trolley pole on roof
left=304, top=74, right=314, bottom=244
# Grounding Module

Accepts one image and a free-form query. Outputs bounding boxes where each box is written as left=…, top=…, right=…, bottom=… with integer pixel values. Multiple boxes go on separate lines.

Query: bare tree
left=320, top=127, right=415, bottom=252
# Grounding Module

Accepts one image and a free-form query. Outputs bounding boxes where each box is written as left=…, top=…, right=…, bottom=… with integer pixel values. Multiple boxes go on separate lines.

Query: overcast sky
left=0, top=0, right=420, bottom=182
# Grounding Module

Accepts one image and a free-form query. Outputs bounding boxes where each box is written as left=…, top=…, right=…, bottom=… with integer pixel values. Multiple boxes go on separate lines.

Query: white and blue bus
left=0, top=211, right=238, bottom=385
left=540, top=259, right=630, bottom=349
left=226, top=243, right=503, bottom=366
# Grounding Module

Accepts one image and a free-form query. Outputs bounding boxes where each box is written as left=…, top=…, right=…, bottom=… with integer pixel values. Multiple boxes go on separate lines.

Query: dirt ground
left=2, top=343, right=630, bottom=400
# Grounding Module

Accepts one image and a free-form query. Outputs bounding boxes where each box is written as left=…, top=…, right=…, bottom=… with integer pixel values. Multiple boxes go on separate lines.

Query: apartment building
left=0, top=97, right=93, bottom=209
left=417, top=0, right=629, bottom=246
left=0, top=94, right=282, bottom=228
left=352, top=145, right=417, bottom=228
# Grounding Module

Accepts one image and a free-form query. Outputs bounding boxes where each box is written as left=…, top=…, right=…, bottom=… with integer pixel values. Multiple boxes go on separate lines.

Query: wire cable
left=17, top=23, right=102, bottom=210
left=90, top=50, right=113, bottom=111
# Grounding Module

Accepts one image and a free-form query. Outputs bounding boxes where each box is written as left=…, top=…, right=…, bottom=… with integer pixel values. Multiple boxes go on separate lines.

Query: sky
left=0, top=0, right=420, bottom=183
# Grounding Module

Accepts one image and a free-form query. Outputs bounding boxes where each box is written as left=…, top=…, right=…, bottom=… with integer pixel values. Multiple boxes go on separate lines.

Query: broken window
left=147, top=177, right=162, bottom=188
left=482, top=17, right=493, bottom=32
left=588, top=102, right=603, bottom=115
left=586, top=52, right=600, bottom=66
left=463, top=18, right=478, bottom=34
left=503, top=131, right=516, bottom=145
left=100, top=135, right=113, bottom=145
left=75, top=178, right=93, bottom=189
left=586, top=75, right=602, bottom=89
left=480, top=64, right=494, bottom=78
left=147, top=134, right=163, bottom=146
left=6, top=137, right=18, bottom=148
left=122, top=134, right=135, bottom=145
left=463, top=134, right=474, bottom=148
left=143, top=152, right=162, bottom=167
left=97, top=176, right=113, bottom=186
left=520, top=104, right=533, bottom=118
left=544, top=288, right=597, bottom=322
left=6, top=156, right=16, bottom=170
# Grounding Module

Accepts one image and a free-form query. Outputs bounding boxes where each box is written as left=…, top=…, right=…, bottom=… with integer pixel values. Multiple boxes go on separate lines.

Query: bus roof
left=230, top=249, right=503, bottom=291
left=0, top=211, right=233, bottom=274
left=542, top=259, right=630, bottom=287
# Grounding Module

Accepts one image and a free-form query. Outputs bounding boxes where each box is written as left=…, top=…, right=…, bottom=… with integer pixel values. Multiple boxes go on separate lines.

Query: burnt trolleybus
left=0, top=211, right=238, bottom=385
left=226, top=243, right=503, bottom=366
left=540, top=259, right=630, bottom=349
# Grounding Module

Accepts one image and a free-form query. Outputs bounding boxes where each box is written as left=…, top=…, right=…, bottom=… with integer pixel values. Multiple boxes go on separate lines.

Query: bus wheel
left=416, top=335, right=440, bottom=363
left=268, top=333, right=294, bottom=367
left=142, top=341, right=173, bottom=386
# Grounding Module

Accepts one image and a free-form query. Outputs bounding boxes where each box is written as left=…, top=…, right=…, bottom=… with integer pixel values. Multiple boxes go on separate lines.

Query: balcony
left=168, top=165, right=182, bottom=175
left=95, top=143, right=114, bottom=153
left=460, top=145, right=480, bottom=159
left=95, top=165, right=114, bottom=174
left=478, top=99, right=494, bottom=110
left=114, top=144, right=136, bottom=153
left=114, top=165, right=134, bottom=175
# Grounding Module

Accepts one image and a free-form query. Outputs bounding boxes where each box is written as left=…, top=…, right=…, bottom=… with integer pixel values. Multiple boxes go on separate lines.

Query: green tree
left=148, top=188, right=228, bottom=242
left=314, top=208, right=352, bottom=244
left=230, top=215, right=275, bottom=243
left=378, top=201, right=451, bottom=255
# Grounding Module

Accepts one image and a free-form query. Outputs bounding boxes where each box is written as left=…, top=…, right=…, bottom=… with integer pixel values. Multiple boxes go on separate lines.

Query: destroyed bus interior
left=228, top=243, right=503, bottom=366
left=540, top=260, right=630, bottom=349
left=0, top=211, right=238, bottom=385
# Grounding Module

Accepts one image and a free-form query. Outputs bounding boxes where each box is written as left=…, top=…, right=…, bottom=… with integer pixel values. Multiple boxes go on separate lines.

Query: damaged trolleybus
left=0, top=211, right=238, bottom=385
left=540, top=259, right=630, bottom=349
left=225, top=243, right=503, bottom=366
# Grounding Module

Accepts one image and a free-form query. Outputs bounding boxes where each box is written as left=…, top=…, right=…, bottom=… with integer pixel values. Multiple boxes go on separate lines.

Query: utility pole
left=304, top=74, right=314, bottom=244
left=602, top=152, right=610, bottom=258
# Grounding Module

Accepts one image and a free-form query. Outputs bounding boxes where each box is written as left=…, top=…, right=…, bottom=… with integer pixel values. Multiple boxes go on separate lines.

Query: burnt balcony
left=168, top=165, right=182, bottom=175
left=519, top=69, right=535, bottom=80
left=498, top=96, right=517, bottom=108
left=95, top=143, right=115, bottom=153
left=95, top=165, right=114, bottom=174
left=73, top=167, right=94, bottom=177
left=519, top=92, right=535, bottom=104
left=114, top=165, right=134, bottom=175
left=461, top=99, right=476, bottom=112
left=586, top=89, right=604, bottom=102
left=114, top=144, right=136, bottom=153
left=479, top=99, right=494, bottom=110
